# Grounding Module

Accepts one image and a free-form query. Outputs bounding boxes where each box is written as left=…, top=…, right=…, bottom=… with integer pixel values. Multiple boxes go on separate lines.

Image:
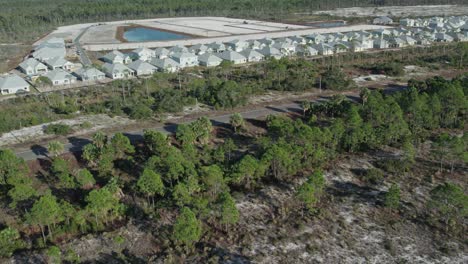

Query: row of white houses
left=3, top=16, right=467, bottom=92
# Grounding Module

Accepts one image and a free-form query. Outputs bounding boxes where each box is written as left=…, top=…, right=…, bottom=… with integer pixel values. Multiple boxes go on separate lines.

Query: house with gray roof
left=198, top=53, right=223, bottom=67
left=373, top=38, right=389, bottom=49
left=44, top=69, right=77, bottom=86
left=258, top=38, right=275, bottom=46
left=150, top=58, right=180, bottom=73
left=101, top=50, right=132, bottom=64
left=312, top=43, right=334, bottom=55
left=170, top=52, right=198, bottom=68
left=130, top=48, right=156, bottom=62
left=189, top=44, right=210, bottom=55
left=19, top=58, right=48, bottom=76
left=305, top=33, right=326, bottom=44
left=207, top=42, right=227, bottom=53
left=0, top=74, right=30, bottom=94
left=44, top=57, right=74, bottom=71
left=225, top=39, right=249, bottom=52
left=240, top=49, right=264, bottom=62
left=33, top=38, right=66, bottom=61
left=435, top=33, right=454, bottom=42
left=154, top=48, right=171, bottom=59
left=217, top=51, right=247, bottom=64
left=102, top=63, right=135, bottom=79
left=373, top=16, right=393, bottom=25
left=247, top=40, right=264, bottom=50
left=272, top=42, right=296, bottom=55
left=258, top=47, right=283, bottom=59
left=296, top=46, right=318, bottom=57
left=169, top=45, right=189, bottom=54
left=128, top=60, right=158, bottom=76
left=289, top=36, right=306, bottom=45
left=74, top=67, right=105, bottom=81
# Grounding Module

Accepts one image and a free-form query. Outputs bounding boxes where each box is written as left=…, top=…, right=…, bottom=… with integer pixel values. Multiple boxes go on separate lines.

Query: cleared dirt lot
left=313, top=5, right=468, bottom=17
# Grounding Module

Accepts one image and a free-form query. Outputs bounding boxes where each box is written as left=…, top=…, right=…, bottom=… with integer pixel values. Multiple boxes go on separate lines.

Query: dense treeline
left=0, top=0, right=466, bottom=42
left=0, top=75, right=466, bottom=260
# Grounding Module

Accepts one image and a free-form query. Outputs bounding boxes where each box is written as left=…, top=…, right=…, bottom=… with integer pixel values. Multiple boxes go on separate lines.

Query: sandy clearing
left=82, top=24, right=390, bottom=51
left=312, top=5, right=468, bottom=17
left=0, top=114, right=135, bottom=147
left=35, top=16, right=308, bottom=46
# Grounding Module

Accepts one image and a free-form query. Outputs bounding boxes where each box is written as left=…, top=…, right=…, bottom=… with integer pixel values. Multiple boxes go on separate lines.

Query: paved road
left=15, top=100, right=309, bottom=161
left=74, top=26, right=92, bottom=66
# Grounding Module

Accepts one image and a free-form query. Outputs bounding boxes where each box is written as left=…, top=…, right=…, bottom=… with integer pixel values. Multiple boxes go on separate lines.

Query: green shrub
left=44, top=123, right=72, bottom=135
left=362, top=168, right=384, bottom=185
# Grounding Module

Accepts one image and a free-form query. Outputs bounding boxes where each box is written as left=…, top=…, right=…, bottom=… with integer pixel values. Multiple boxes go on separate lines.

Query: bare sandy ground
left=35, top=17, right=308, bottom=46
left=312, top=5, right=468, bottom=17
left=0, top=114, right=135, bottom=147
left=82, top=24, right=389, bottom=51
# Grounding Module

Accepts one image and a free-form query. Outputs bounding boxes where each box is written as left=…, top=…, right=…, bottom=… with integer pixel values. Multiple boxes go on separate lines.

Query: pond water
left=123, top=27, right=189, bottom=42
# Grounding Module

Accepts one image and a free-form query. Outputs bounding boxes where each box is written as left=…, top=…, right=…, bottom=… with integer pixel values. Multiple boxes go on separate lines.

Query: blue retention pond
left=123, top=27, right=190, bottom=42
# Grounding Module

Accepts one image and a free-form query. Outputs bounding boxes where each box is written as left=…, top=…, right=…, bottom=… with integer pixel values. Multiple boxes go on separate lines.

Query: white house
left=373, top=16, right=393, bottom=25
left=127, top=60, right=158, bottom=76
left=101, top=50, right=132, bottom=64
left=312, top=43, right=334, bottom=55
left=272, top=42, right=296, bottom=55
left=258, top=38, right=275, bottom=46
left=400, top=18, right=416, bottom=27
left=217, top=50, right=247, bottom=64
left=258, top=47, right=283, bottom=59
left=171, top=52, right=198, bottom=68
left=0, top=74, right=30, bottom=94
left=295, top=46, right=319, bottom=57
left=240, top=49, right=265, bottom=62
left=305, top=33, right=326, bottom=44
left=373, top=38, right=389, bottom=49
left=44, top=69, right=77, bottom=86
left=44, top=57, right=74, bottom=71
left=189, top=44, right=210, bottom=55
left=400, top=36, right=417, bottom=46
left=435, top=33, right=454, bottom=42
left=74, top=67, right=106, bottom=81
left=150, top=58, right=180, bottom=73
left=154, top=47, right=170, bottom=59
left=247, top=40, right=264, bottom=50
left=169, top=45, right=189, bottom=54
left=207, top=42, right=227, bottom=53
left=198, top=53, right=223, bottom=67
left=19, top=58, right=48, bottom=76
left=225, top=39, right=249, bottom=52
left=388, top=37, right=407, bottom=48
left=130, top=48, right=156, bottom=62
left=102, top=63, right=135, bottom=79
left=33, top=38, right=66, bottom=61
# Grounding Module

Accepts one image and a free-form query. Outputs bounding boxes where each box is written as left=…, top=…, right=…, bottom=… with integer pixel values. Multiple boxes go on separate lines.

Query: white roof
left=0, top=74, right=29, bottom=89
